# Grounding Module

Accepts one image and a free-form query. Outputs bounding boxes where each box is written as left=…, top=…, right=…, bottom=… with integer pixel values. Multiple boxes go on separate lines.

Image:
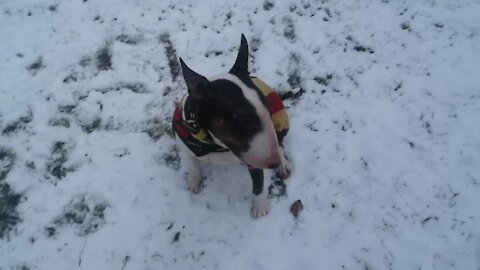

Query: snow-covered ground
left=1, top=0, right=480, bottom=269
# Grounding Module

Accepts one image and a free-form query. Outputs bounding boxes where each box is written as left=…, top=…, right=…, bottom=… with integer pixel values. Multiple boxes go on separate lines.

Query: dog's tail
left=279, top=87, right=305, bottom=101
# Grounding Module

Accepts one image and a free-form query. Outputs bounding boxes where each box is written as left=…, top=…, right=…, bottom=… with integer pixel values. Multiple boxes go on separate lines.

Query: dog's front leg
left=277, top=146, right=291, bottom=179
left=185, top=155, right=203, bottom=194
left=248, top=168, right=271, bottom=218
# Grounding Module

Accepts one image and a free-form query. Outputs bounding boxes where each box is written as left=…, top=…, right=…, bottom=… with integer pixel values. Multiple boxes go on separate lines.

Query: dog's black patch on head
left=198, top=79, right=263, bottom=156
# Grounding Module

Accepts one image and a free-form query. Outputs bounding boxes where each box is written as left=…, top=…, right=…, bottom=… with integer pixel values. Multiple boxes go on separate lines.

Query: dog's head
left=179, top=34, right=280, bottom=169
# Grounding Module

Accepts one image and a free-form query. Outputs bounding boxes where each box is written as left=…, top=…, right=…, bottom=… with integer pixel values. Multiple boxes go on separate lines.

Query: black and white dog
left=172, top=34, right=290, bottom=218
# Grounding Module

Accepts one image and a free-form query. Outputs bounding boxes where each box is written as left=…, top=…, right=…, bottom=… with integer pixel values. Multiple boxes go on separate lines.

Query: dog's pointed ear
left=179, top=58, right=210, bottom=100
left=229, top=34, right=249, bottom=75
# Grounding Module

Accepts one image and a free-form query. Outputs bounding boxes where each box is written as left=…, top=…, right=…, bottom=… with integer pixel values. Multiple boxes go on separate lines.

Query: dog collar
left=172, top=94, right=229, bottom=157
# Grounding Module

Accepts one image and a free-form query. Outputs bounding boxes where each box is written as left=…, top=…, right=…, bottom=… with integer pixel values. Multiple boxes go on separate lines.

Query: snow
left=1, top=0, right=480, bottom=269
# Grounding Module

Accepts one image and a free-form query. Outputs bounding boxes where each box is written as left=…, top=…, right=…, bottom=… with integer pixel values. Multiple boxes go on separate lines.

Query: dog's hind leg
left=249, top=168, right=271, bottom=218
left=185, top=155, right=203, bottom=194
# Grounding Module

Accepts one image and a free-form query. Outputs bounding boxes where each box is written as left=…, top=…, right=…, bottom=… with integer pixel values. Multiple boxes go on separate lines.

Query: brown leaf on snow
left=290, top=200, right=303, bottom=218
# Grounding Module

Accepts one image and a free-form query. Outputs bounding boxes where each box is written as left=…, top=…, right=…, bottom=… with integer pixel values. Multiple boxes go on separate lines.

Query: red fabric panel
left=173, top=105, right=190, bottom=139
left=266, top=92, right=285, bottom=115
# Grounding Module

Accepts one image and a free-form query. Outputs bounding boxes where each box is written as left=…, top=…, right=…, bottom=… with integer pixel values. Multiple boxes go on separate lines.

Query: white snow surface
left=1, top=0, right=480, bottom=269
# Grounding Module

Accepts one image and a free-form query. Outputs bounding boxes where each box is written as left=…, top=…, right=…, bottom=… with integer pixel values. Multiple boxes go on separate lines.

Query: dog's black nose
left=269, top=163, right=280, bottom=169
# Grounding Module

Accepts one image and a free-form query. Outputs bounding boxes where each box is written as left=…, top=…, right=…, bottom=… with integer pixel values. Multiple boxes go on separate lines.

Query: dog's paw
left=186, top=174, right=203, bottom=194
left=252, top=193, right=271, bottom=218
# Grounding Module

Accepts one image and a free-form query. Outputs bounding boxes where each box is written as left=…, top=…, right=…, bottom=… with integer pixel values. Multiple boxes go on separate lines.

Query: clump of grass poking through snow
left=0, top=148, right=22, bottom=240
left=46, top=195, right=108, bottom=237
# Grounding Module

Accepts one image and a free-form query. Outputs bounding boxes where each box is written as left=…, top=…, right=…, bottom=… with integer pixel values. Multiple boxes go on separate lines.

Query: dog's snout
left=268, top=163, right=280, bottom=169
left=241, top=120, right=282, bottom=169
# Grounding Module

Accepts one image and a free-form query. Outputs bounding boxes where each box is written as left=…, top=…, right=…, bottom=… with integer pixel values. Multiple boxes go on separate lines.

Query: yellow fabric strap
left=272, top=111, right=289, bottom=131
left=192, top=129, right=208, bottom=141
left=252, top=78, right=274, bottom=95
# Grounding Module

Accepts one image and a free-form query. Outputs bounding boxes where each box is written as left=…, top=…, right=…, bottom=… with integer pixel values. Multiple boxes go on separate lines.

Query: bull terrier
left=172, top=34, right=290, bottom=218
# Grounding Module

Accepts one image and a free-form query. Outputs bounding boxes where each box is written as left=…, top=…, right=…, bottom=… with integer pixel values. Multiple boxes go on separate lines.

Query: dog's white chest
left=180, top=143, right=242, bottom=165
